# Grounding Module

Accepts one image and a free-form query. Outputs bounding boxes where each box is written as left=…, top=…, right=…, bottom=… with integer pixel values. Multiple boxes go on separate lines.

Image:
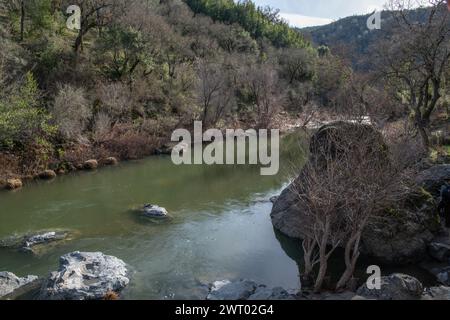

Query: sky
left=251, top=0, right=388, bottom=28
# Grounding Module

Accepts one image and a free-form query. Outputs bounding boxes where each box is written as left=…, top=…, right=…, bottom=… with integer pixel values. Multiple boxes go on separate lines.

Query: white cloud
left=279, top=12, right=333, bottom=28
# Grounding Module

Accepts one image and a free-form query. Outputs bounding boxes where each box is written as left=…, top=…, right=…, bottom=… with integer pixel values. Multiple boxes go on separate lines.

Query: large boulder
left=416, top=164, right=450, bottom=197
left=0, top=272, right=38, bottom=299
left=360, top=188, right=439, bottom=264
left=356, top=273, right=423, bottom=300
left=39, top=252, right=129, bottom=300
left=271, top=122, right=440, bottom=264
left=38, top=170, right=56, bottom=180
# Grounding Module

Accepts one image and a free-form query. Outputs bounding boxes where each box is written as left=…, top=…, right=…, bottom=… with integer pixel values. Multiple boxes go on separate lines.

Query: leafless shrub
left=96, top=82, right=132, bottom=121
left=293, top=123, right=412, bottom=292
left=52, top=84, right=91, bottom=141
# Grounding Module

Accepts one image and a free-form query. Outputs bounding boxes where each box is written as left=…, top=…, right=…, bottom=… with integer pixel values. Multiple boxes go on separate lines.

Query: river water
left=0, top=132, right=309, bottom=299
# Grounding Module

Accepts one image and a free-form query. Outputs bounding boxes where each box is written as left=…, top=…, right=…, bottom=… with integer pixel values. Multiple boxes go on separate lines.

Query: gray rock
left=429, top=242, right=450, bottom=262
left=39, top=251, right=129, bottom=300
left=207, top=280, right=257, bottom=300
left=141, top=204, right=168, bottom=218
left=431, top=266, right=450, bottom=286
left=248, top=286, right=295, bottom=300
left=0, top=230, right=73, bottom=256
left=0, top=272, right=38, bottom=299
left=356, top=273, right=423, bottom=300
left=269, top=196, right=279, bottom=204
left=207, top=280, right=296, bottom=300
left=416, top=164, right=450, bottom=197
left=422, top=286, right=450, bottom=300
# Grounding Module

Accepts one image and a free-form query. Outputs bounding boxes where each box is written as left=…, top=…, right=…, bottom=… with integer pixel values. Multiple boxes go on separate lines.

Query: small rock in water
left=141, top=204, right=168, bottom=218
left=207, top=279, right=296, bottom=300
left=39, top=251, right=129, bottom=300
left=5, top=178, right=22, bottom=190
left=83, top=159, right=98, bottom=170
left=0, top=272, right=38, bottom=299
left=0, top=230, right=72, bottom=256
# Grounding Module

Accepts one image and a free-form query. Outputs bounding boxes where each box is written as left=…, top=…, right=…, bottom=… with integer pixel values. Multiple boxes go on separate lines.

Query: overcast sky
left=251, top=0, right=388, bottom=27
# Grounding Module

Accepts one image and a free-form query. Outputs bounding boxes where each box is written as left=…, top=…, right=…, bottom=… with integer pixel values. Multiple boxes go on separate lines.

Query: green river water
left=0, top=131, right=437, bottom=299
left=0, top=132, right=310, bottom=299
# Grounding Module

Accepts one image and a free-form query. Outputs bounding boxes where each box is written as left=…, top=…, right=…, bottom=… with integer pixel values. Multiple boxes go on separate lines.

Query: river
left=0, top=132, right=310, bottom=299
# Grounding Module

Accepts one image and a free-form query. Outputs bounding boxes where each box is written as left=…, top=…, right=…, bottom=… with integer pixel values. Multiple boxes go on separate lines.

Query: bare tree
left=379, top=0, right=450, bottom=148
left=293, top=122, right=412, bottom=292
left=196, top=60, right=235, bottom=127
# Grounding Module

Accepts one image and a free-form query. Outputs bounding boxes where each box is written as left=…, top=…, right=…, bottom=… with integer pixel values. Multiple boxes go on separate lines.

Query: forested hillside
left=0, top=0, right=321, bottom=180
left=303, top=6, right=435, bottom=70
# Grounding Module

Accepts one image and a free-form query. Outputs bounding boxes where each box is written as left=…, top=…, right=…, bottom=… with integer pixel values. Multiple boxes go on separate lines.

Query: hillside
left=302, top=7, right=435, bottom=70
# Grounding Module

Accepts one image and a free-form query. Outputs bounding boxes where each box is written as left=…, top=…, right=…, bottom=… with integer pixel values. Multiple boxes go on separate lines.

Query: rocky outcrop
left=0, top=230, right=73, bottom=256
left=140, top=204, right=168, bottom=218
left=360, top=189, right=438, bottom=264
left=416, top=164, right=450, bottom=197
left=271, top=122, right=440, bottom=264
left=5, top=178, right=22, bottom=190
left=83, top=159, right=98, bottom=170
left=0, top=272, right=38, bottom=299
left=356, top=273, right=423, bottom=300
left=206, top=280, right=296, bottom=300
left=39, top=251, right=129, bottom=300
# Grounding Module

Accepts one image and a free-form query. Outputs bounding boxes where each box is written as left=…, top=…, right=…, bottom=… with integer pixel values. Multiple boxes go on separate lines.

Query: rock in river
left=0, top=230, right=73, bottom=256
left=0, top=272, right=38, bottom=299
left=207, top=280, right=295, bottom=300
left=39, top=251, right=130, bottom=300
left=356, top=273, right=424, bottom=300
left=141, top=204, right=168, bottom=218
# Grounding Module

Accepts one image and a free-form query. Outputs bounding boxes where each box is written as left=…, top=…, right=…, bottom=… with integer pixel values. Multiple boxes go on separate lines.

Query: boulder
left=83, top=159, right=98, bottom=170
left=39, top=251, right=129, bottom=300
left=103, top=157, right=118, bottom=166
left=0, top=272, right=38, bottom=299
left=141, top=204, right=168, bottom=218
left=207, top=280, right=296, bottom=300
left=356, top=273, right=423, bottom=300
left=38, top=170, right=56, bottom=180
left=416, top=164, right=450, bottom=197
left=269, top=196, right=279, bottom=204
left=271, top=122, right=440, bottom=264
left=5, top=178, right=22, bottom=190
left=431, top=266, right=450, bottom=286
left=0, top=230, right=72, bottom=256
left=422, top=286, right=450, bottom=300
left=428, top=242, right=450, bottom=262
left=248, top=286, right=295, bottom=300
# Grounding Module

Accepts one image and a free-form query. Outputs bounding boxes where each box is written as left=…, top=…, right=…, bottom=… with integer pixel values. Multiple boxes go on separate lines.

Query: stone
left=39, top=251, right=129, bottom=300
left=416, top=164, right=450, bottom=197
left=0, top=230, right=73, bottom=256
left=428, top=242, right=450, bottom=262
left=356, top=273, right=423, bottom=300
left=83, top=159, right=98, bottom=170
left=422, top=286, right=450, bottom=300
left=0, top=272, right=38, bottom=299
left=38, top=170, right=56, bottom=180
left=103, top=157, right=118, bottom=166
left=269, top=196, right=279, bottom=203
left=206, top=280, right=296, bottom=301
left=141, top=204, right=168, bottom=218
left=5, top=178, right=22, bottom=190
left=207, top=280, right=258, bottom=300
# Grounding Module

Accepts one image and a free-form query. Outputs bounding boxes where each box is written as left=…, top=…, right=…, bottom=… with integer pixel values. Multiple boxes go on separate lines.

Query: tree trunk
left=20, top=0, right=25, bottom=41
